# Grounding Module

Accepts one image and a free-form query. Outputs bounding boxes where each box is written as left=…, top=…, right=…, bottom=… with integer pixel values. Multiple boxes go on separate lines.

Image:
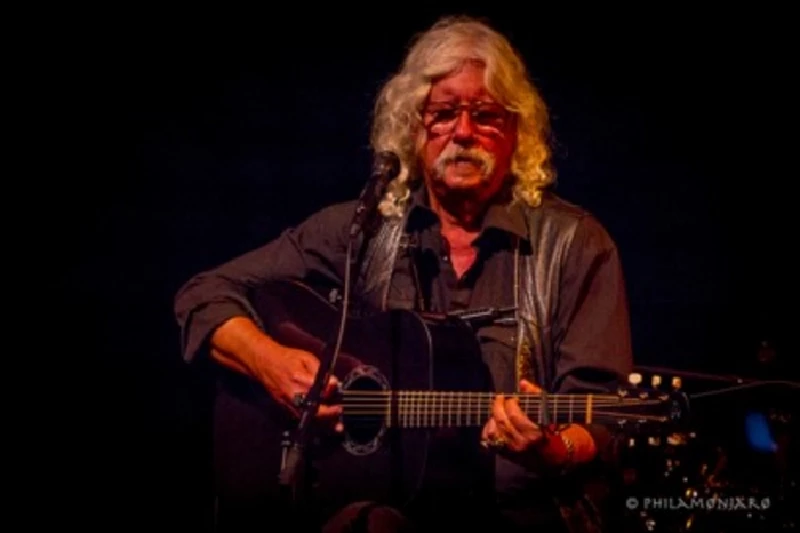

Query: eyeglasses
left=421, top=101, right=511, bottom=134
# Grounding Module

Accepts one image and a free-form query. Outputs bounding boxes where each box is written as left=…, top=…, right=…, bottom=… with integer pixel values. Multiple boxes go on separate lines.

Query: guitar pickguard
left=341, top=365, right=389, bottom=456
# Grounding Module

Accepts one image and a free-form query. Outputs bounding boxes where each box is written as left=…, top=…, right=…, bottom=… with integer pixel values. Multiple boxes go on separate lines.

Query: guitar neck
left=340, top=390, right=657, bottom=428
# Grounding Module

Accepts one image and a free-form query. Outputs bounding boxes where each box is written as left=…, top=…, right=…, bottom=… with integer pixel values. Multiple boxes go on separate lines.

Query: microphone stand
left=277, top=152, right=400, bottom=513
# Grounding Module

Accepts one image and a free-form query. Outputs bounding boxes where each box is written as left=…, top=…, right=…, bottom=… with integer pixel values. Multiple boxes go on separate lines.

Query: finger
left=299, top=350, right=319, bottom=368
left=492, top=394, right=505, bottom=425
left=519, top=379, right=541, bottom=393
left=504, top=397, right=542, bottom=442
left=482, top=418, right=497, bottom=441
left=293, top=372, right=315, bottom=390
left=493, top=395, right=524, bottom=448
left=297, top=351, right=336, bottom=385
left=322, top=375, right=339, bottom=399
left=316, top=404, right=342, bottom=419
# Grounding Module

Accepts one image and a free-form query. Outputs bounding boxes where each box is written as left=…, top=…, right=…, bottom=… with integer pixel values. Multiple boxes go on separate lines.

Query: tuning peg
left=651, top=374, right=662, bottom=388
left=628, top=372, right=642, bottom=386
left=667, top=433, right=688, bottom=446
left=671, top=376, right=682, bottom=390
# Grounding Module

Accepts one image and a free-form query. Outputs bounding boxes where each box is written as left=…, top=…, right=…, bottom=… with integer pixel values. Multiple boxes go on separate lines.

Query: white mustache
left=434, top=145, right=495, bottom=179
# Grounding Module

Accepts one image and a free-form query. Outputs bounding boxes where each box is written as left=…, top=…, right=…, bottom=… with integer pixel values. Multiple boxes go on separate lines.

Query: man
left=175, top=15, right=633, bottom=533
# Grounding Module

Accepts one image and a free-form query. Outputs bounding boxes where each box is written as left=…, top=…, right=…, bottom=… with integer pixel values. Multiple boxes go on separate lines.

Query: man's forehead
left=429, top=76, right=495, bottom=102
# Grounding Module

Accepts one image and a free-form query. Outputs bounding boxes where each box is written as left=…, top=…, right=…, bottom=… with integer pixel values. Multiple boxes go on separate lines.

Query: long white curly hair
left=370, top=15, right=556, bottom=217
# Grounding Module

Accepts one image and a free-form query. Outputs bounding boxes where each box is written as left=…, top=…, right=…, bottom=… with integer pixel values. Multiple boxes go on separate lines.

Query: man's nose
left=452, top=109, right=477, bottom=144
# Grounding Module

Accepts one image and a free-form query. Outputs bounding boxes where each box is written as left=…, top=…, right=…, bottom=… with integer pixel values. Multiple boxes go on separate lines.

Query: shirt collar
left=404, top=182, right=529, bottom=243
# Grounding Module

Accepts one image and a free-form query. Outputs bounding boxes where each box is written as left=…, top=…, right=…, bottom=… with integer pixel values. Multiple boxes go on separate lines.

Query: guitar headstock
left=613, top=372, right=692, bottom=431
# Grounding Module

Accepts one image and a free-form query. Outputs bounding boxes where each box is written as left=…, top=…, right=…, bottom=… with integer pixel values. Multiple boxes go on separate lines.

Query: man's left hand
left=480, top=379, right=568, bottom=470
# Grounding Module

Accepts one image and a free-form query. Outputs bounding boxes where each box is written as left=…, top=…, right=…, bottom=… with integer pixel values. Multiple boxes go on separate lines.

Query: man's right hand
left=209, top=316, right=343, bottom=429
left=257, top=342, right=343, bottom=423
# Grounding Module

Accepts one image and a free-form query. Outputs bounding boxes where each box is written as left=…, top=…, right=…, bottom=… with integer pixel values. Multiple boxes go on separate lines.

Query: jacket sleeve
left=552, top=214, right=634, bottom=465
left=173, top=201, right=354, bottom=363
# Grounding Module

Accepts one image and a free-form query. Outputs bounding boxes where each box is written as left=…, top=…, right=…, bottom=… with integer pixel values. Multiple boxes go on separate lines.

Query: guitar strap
left=512, top=234, right=538, bottom=393
left=511, top=233, right=551, bottom=421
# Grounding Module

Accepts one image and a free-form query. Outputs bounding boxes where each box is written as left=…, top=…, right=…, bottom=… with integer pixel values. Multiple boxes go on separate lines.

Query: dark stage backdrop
left=76, top=8, right=791, bottom=530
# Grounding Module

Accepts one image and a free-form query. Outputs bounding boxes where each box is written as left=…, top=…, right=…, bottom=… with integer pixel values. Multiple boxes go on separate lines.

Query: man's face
left=418, top=61, right=517, bottom=204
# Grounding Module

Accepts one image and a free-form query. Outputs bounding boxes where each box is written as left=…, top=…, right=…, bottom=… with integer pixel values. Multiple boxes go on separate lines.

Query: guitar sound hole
left=342, top=375, right=386, bottom=446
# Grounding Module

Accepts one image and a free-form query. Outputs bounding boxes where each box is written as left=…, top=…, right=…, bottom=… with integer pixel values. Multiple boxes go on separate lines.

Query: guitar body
left=211, top=280, right=495, bottom=525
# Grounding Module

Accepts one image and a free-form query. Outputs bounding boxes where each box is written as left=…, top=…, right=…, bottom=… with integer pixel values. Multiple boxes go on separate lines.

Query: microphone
left=278, top=150, right=401, bottom=503
left=348, top=151, right=401, bottom=239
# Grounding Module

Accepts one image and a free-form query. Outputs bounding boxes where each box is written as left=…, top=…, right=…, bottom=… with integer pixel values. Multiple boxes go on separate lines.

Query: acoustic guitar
left=209, top=279, right=689, bottom=522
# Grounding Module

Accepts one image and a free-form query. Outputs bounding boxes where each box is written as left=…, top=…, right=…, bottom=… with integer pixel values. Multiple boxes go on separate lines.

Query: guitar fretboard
left=337, top=390, right=652, bottom=428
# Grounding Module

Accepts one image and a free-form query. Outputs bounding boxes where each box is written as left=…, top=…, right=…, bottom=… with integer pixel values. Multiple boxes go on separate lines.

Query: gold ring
left=482, top=436, right=506, bottom=448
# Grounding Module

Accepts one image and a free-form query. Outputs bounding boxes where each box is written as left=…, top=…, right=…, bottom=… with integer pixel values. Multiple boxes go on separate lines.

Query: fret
left=457, top=391, right=462, bottom=427
left=553, top=395, right=558, bottom=425
left=432, top=392, right=436, bottom=427
left=446, top=392, right=450, bottom=427
left=402, top=391, right=407, bottom=428
left=569, top=394, right=574, bottom=423
left=416, top=392, right=421, bottom=428
left=418, top=392, right=423, bottom=427
left=413, top=392, right=417, bottom=428
left=454, top=391, right=458, bottom=427
left=416, top=391, right=421, bottom=427
left=537, top=394, right=542, bottom=425
left=433, top=392, right=438, bottom=427
left=585, top=394, right=593, bottom=424
left=403, top=391, right=409, bottom=428
left=404, top=391, right=408, bottom=428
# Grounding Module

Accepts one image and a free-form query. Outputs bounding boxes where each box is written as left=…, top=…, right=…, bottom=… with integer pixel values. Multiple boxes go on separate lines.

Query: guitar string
left=331, top=391, right=670, bottom=399
left=330, top=412, right=670, bottom=426
left=330, top=410, right=667, bottom=419
left=330, top=402, right=658, bottom=414
left=328, top=399, right=667, bottom=415
left=334, top=400, right=665, bottom=408
left=333, top=394, right=667, bottom=405
left=336, top=393, right=663, bottom=400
